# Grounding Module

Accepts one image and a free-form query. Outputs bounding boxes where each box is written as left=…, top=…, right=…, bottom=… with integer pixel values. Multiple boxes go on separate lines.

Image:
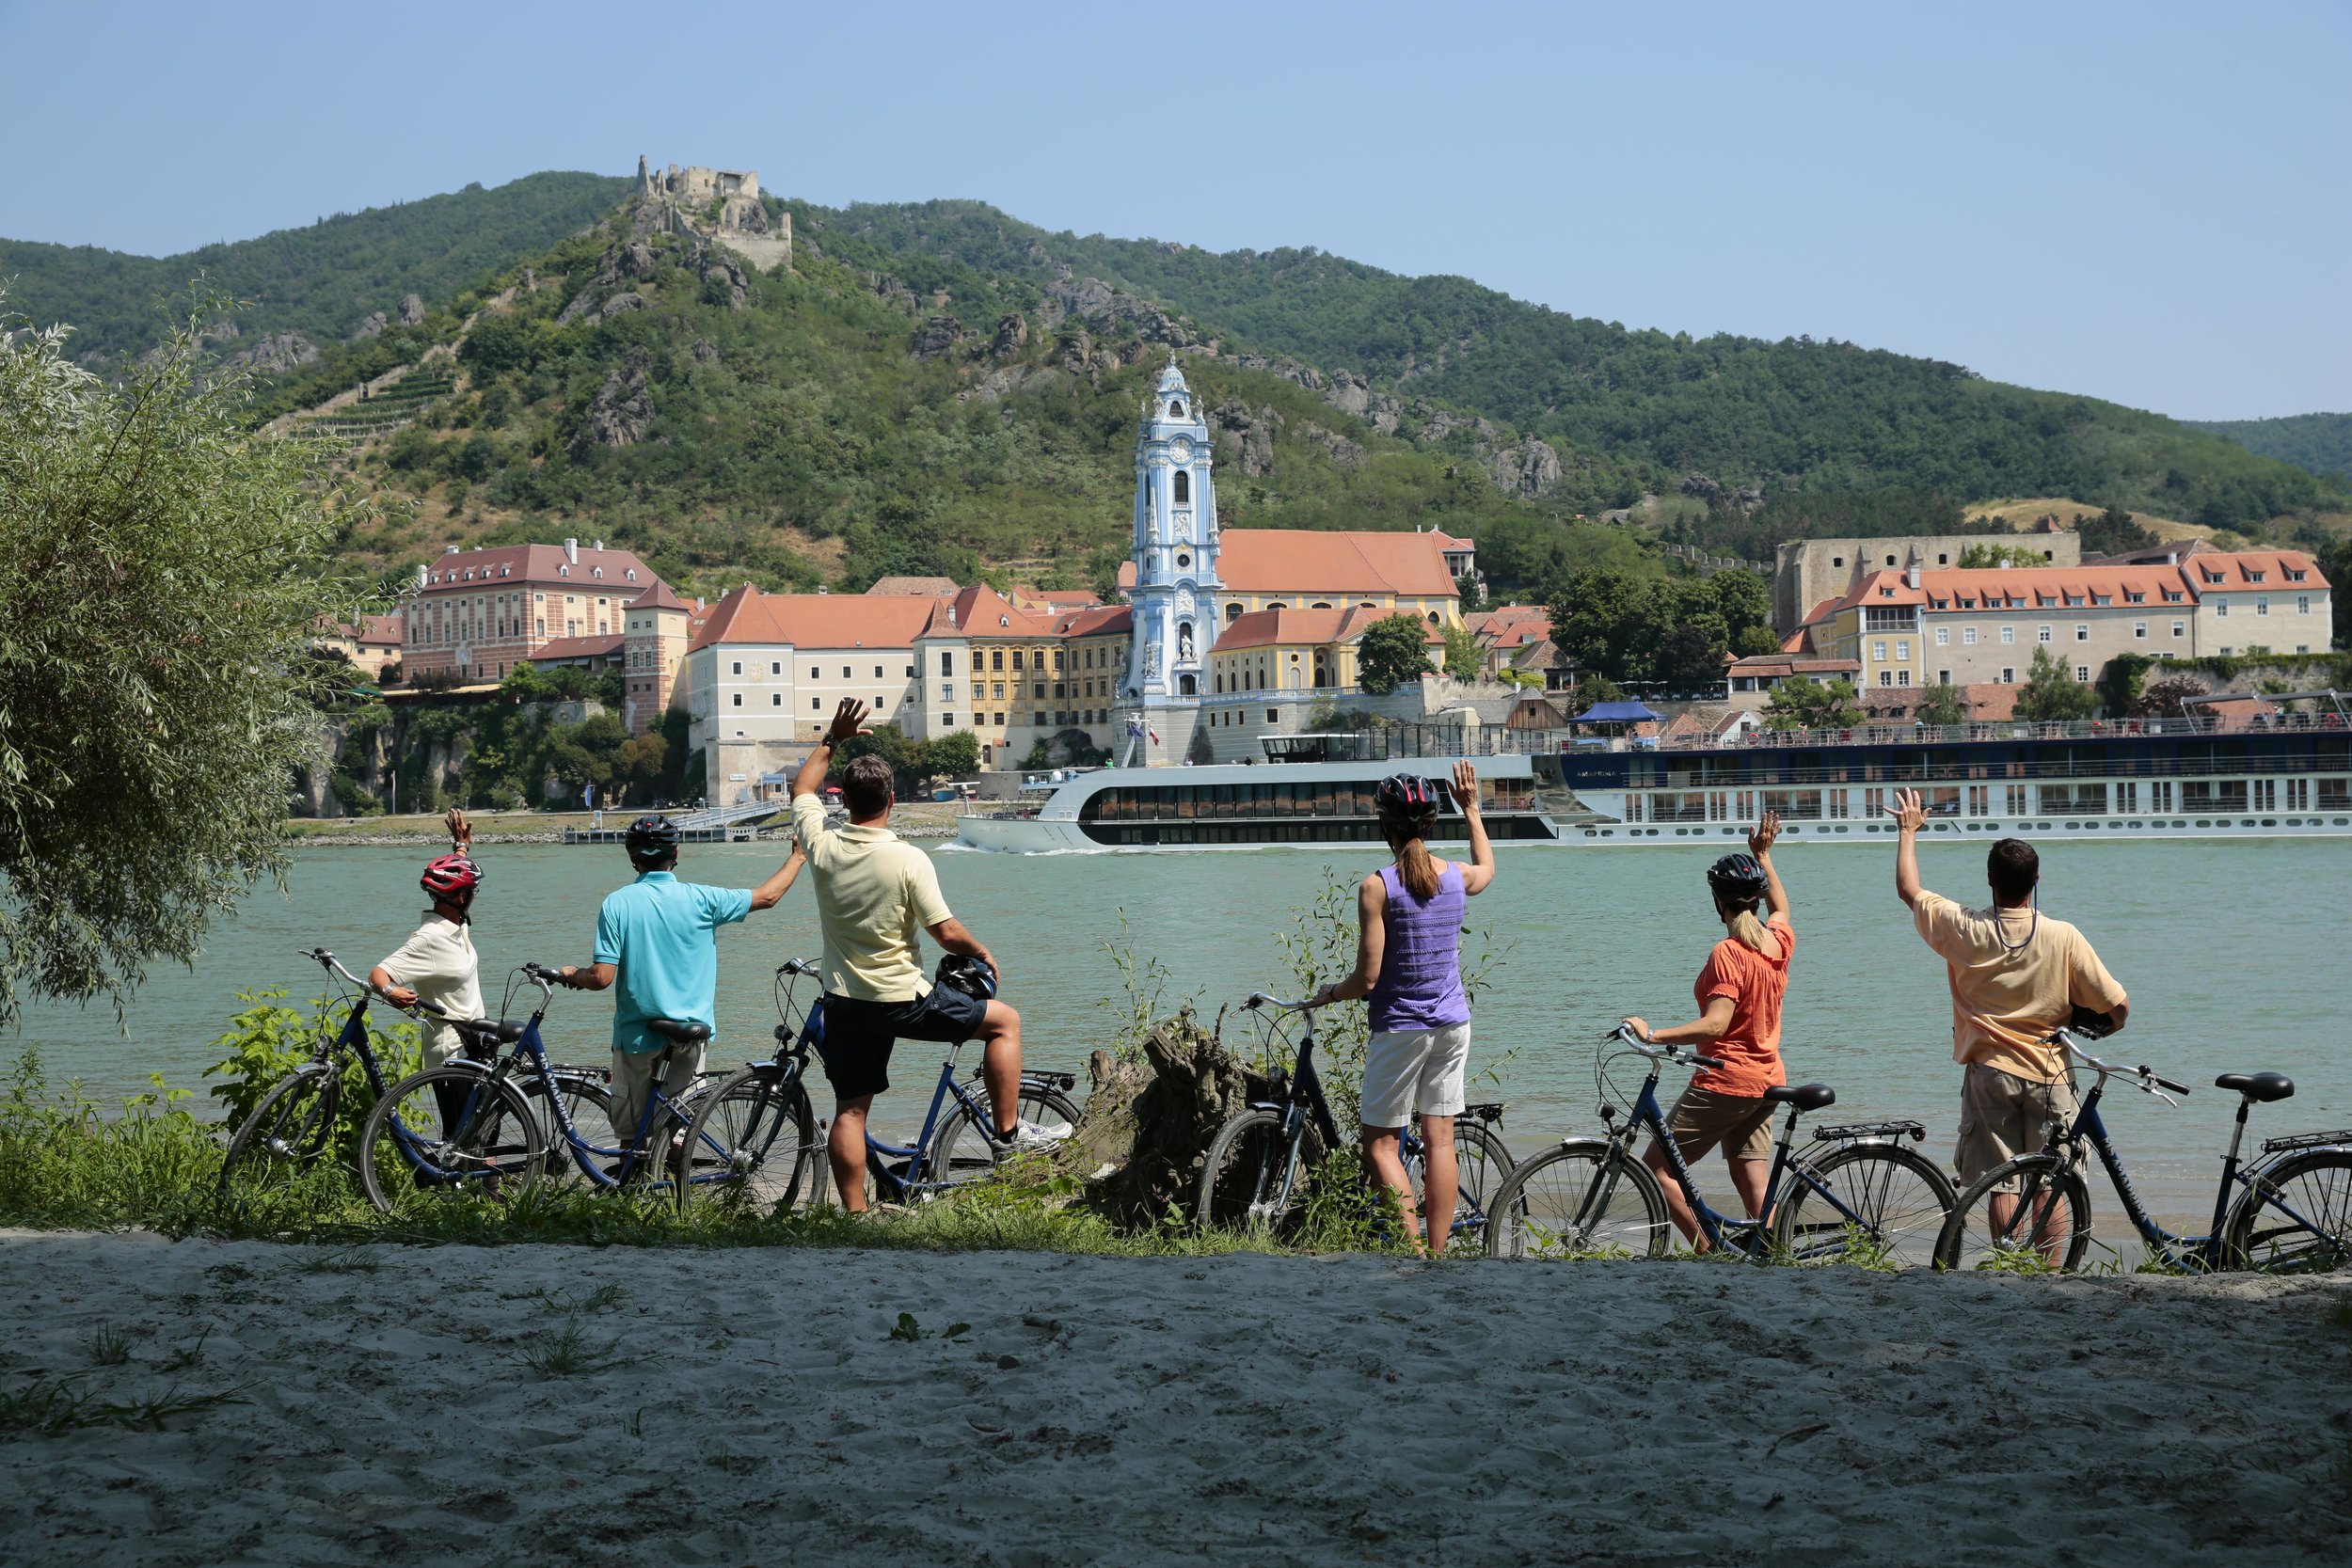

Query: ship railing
left=1658, top=710, right=2348, bottom=752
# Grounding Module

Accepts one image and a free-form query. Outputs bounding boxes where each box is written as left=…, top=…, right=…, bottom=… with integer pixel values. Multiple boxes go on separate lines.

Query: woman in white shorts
left=1310, top=762, right=1496, bottom=1253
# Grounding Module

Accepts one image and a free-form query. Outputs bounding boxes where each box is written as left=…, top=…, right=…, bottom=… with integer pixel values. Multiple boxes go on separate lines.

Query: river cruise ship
left=1549, top=694, right=2352, bottom=846
left=955, top=735, right=1563, bottom=852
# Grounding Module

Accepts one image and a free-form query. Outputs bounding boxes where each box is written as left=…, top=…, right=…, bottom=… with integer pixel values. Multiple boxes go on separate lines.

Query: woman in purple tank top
left=1310, top=761, right=1497, bottom=1253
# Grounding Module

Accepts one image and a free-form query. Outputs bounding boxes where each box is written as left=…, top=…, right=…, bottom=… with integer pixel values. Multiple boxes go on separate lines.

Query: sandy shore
left=3, top=1233, right=2347, bottom=1565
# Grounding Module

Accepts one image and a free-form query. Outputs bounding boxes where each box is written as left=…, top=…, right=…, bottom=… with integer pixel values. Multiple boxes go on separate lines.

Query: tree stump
left=1062, top=1007, right=1278, bottom=1226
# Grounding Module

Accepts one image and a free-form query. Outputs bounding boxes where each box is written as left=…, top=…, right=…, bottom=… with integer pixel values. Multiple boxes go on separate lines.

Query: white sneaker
left=996, top=1117, right=1073, bottom=1153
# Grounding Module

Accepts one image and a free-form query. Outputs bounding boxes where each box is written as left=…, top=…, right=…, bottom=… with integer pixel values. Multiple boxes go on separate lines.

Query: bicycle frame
left=1615, top=1054, right=1882, bottom=1259
left=864, top=1040, right=1003, bottom=1201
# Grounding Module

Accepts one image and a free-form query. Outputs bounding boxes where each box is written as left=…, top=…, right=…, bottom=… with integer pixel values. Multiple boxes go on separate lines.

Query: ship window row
left=1081, top=778, right=1532, bottom=822
left=1613, top=736, right=2352, bottom=789
left=1625, top=779, right=2348, bottom=822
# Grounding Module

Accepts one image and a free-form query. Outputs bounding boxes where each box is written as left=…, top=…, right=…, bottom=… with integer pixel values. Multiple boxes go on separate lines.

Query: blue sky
left=2, top=1, right=2344, bottom=420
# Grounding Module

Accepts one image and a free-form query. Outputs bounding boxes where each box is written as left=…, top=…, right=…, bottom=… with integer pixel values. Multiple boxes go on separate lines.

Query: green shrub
left=202, top=990, right=421, bottom=1161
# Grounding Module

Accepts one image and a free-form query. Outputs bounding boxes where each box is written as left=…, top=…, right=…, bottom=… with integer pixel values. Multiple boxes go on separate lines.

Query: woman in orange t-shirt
left=1623, top=814, right=1795, bottom=1249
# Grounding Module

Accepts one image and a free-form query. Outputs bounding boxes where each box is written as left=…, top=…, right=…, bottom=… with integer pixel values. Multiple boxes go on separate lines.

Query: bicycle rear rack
left=2261, top=1128, right=2352, bottom=1156
left=1812, top=1119, right=1927, bottom=1144
left=1460, top=1101, right=1504, bottom=1123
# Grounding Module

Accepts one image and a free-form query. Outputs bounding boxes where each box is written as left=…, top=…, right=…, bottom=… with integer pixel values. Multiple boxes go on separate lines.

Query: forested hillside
left=0, top=172, right=628, bottom=364
left=2186, top=413, right=2352, bottom=483
left=823, top=200, right=2343, bottom=530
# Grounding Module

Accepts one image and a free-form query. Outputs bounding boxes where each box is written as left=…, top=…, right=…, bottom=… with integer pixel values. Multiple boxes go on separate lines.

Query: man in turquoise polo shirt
left=557, top=816, right=805, bottom=1158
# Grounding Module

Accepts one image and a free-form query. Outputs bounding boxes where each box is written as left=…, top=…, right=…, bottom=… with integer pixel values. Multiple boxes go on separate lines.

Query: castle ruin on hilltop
left=635, top=154, right=792, bottom=273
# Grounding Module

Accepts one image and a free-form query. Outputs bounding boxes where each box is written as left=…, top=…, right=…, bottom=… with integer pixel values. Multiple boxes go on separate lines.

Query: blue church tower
left=1122, top=358, right=1218, bottom=762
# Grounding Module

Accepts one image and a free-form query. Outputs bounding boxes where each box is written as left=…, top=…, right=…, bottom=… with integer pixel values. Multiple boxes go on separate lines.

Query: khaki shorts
left=609, top=1041, right=705, bottom=1151
left=1359, top=1023, right=1471, bottom=1129
left=1651, top=1085, right=1776, bottom=1165
left=1956, top=1062, right=2076, bottom=1189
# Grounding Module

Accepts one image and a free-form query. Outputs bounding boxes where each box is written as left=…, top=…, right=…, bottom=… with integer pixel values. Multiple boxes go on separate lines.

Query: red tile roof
left=531, top=633, right=625, bottom=662
left=691, top=585, right=947, bottom=652
left=867, top=576, right=962, bottom=596
left=629, top=579, right=692, bottom=613
left=2189, top=550, right=2328, bottom=589
left=1116, top=528, right=1463, bottom=599
left=418, top=542, right=657, bottom=594
left=1212, top=606, right=1440, bottom=653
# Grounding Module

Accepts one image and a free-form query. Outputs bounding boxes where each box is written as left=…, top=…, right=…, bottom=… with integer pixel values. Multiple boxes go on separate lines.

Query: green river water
left=12, top=835, right=2350, bottom=1231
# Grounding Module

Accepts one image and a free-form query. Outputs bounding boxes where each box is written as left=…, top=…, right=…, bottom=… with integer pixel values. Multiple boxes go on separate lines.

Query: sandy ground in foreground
left=2, top=1233, right=2348, bottom=1567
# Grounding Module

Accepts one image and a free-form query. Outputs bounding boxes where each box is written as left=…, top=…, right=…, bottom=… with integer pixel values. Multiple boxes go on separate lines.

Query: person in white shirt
left=370, top=810, right=487, bottom=1128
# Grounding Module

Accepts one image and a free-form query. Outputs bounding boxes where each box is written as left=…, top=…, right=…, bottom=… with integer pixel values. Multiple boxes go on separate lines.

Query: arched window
left=1173, top=471, right=1190, bottom=504
left=1179, top=673, right=1197, bottom=696
left=1310, top=601, right=1332, bottom=610
left=1225, top=603, right=1244, bottom=623
left=1168, top=401, right=1184, bottom=419
left=1426, top=610, right=1440, bottom=625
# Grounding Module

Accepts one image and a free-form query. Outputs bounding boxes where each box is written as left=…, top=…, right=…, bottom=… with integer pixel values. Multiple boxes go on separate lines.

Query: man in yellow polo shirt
left=1890, top=788, right=2129, bottom=1234
left=791, top=698, right=1062, bottom=1212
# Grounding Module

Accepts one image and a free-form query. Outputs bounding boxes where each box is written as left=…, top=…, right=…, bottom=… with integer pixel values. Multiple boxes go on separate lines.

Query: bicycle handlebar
left=1605, top=1023, right=1722, bottom=1071
left=2055, top=1031, right=2188, bottom=1101
left=1245, top=991, right=1316, bottom=1012
left=777, top=958, right=816, bottom=978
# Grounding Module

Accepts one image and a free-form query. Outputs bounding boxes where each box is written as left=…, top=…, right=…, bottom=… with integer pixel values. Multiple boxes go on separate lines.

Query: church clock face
left=1168, top=439, right=1192, bottom=464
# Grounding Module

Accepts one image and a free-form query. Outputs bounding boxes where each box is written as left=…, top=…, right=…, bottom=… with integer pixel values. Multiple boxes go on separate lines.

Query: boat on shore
left=955, top=735, right=1564, bottom=851
left=1549, top=690, right=2352, bottom=845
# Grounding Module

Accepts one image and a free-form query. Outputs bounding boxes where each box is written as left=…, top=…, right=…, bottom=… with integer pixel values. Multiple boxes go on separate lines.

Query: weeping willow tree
left=0, top=297, right=367, bottom=1023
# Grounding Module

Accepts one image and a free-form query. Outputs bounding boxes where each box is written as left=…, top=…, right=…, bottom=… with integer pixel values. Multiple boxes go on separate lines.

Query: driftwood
left=1063, top=1007, right=1280, bottom=1226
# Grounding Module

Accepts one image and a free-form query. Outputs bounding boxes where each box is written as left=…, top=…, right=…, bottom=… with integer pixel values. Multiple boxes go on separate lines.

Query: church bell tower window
left=1173, top=471, right=1190, bottom=504
left=1169, top=402, right=1184, bottom=419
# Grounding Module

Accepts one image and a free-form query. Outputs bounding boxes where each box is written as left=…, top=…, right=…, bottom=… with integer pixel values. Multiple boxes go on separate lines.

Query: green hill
left=2185, top=413, right=2352, bottom=483
left=820, top=199, right=2342, bottom=531
left=0, top=172, right=629, bottom=364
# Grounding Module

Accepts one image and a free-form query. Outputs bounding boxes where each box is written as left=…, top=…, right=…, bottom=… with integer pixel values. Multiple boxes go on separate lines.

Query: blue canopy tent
left=1569, top=701, right=1661, bottom=725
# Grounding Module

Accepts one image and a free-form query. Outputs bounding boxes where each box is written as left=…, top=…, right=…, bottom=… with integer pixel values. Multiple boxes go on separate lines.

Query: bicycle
left=1932, top=1030, right=2352, bottom=1274
left=1195, top=993, right=1516, bottom=1250
left=1483, top=1025, right=1956, bottom=1264
left=680, top=958, right=1085, bottom=1213
left=354, top=962, right=703, bottom=1211
left=216, top=949, right=609, bottom=1200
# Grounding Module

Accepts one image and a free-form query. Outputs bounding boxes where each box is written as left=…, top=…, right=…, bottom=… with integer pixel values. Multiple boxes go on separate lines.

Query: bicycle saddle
left=451, top=1019, right=527, bottom=1045
left=2214, top=1071, right=2294, bottom=1102
left=647, top=1019, right=713, bottom=1044
left=1762, top=1083, right=1836, bottom=1112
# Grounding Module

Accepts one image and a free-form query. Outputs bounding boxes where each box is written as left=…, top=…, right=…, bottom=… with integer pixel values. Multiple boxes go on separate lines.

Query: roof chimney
left=564, top=538, right=579, bottom=564
left=443, top=544, right=458, bottom=555
left=593, top=539, right=603, bottom=552
left=1905, top=562, right=1921, bottom=590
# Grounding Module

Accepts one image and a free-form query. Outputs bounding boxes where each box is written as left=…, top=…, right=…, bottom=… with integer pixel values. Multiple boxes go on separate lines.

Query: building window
left=2037, top=626, right=2053, bottom=642
left=841, top=665, right=851, bottom=679
left=731, top=661, right=742, bottom=675
left=1896, top=641, right=1911, bottom=660
left=1877, top=671, right=1892, bottom=687
left=1225, top=603, right=1243, bottom=623
left=1831, top=556, right=1843, bottom=567
left=1897, top=670, right=1912, bottom=687
left=2134, top=622, right=2147, bottom=639
left=1011, top=652, right=1025, bottom=672
left=1173, top=470, right=1190, bottom=504
left=811, top=698, right=821, bottom=711
left=2256, top=596, right=2269, bottom=616
left=2172, top=620, right=2185, bottom=638
left=2075, top=666, right=2090, bottom=682
left=992, top=651, right=1004, bottom=671
left=2297, top=595, right=2311, bottom=614
left=2217, top=599, right=2230, bottom=617
left=2000, top=626, right=2014, bottom=643
left=2001, top=667, right=2015, bottom=683
left=1937, top=670, right=1952, bottom=685
left=1934, top=627, right=1949, bottom=645
left=944, top=714, right=955, bottom=727
left=2075, top=625, right=2089, bottom=641
left=993, top=711, right=1005, bottom=725
left=1963, top=626, right=1978, bottom=645
left=1871, top=641, right=1886, bottom=662
left=731, top=693, right=742, bottom=707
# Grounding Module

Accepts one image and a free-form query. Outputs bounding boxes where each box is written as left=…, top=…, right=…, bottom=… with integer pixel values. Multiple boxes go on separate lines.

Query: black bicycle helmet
left=1374, top=773, right=1439, bottom=816
left=624, top=814, right=682, bottom=866
left=1707, top=852, right=1768, bottom=903
left=934, top=953, right=999, bottom=1003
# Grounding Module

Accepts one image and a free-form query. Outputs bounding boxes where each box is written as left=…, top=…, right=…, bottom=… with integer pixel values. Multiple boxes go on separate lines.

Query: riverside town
left=6, top=12, right=2352, bottom=1564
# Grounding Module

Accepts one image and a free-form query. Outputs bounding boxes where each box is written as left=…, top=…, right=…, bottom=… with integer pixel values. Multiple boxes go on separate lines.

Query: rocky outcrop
left=575, top=353, right=655, bottom=451
left=912, top=315, right=967, bottom=360
left=1038, top=275, right=1195, bottom=348
left=959, top=364, right=1034, bottom=404
left=1232, top=353, right=1322, bottom=391
left=991, top=312, right=1029, bottom=356
left=399, top=293, right=426, bottom=326
left=1487, top=437, right=1563, bottom=497
left=1302, top=422, right=1367, bottom=469
left=226, top=331, right=319, bottom=372
left=353, top=310, right=389, bottom=340
left=698, top=246, right=755, bottom=311
left=598, top=291, right=647, bottom=319
left=1418, top=406, right=1502, bottom=448
left=690, top=337, right=721, bottom=365
left=1209, top=400, right=1279, bottom=477
left=1322, top=368, right=1403, bottom=435
left=865, top=271, right=919, bottom=312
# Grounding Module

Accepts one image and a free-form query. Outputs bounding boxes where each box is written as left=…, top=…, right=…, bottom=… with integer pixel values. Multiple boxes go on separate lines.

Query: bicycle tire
left=921, top=1083, right=1086, bottom=1196
left=357, top=1066, right=545, bottom=1213
left=1931, top=1152, right=2091, bottom=1273
left=2224, top=1149, right=2352, bottom=1274
left=1408, top=1118, right=1516, bottom=1251
left=1772, top=1142, right=1956, bottom=1269
left=218, top=1066, right=341, bottom=1197
left=515, top=1069, right=616, bottom=1186
left=1198, top=1107, right=1316, bottom=1238
left=676, top=1064, right=825, bottom=1215
left=1483, top=1139, right=1669, bottom=1259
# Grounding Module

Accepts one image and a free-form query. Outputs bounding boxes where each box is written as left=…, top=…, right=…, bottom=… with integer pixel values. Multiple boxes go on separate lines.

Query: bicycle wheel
left=1773, top=1143, right=1956, bottom=1269
left=218, top=1066, right=341, bottom=1198
left=677, top=1064, right=825, bottom=1214
left=1198, top=1108, right=1314, bottom=1238
left=515, top=1069, right=615, bottom=1186
left=357, top=1067, right=545, bottom=1213
left=926, top=1083, right=1086, bottom=1195
left=1483, top=1140, right=1669, bottom=1259
left=2225, top=1150, right=2352, bottom=1274
left=1408, top=1119, right=1516, bottom=1250
left=1931, top=1153, right=2091, bottom=1273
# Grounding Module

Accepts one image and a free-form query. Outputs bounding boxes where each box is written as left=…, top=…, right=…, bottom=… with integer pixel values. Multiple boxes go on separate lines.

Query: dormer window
left=626, top=569, right=638, bottom=581
left=592, top=567, right=603, bottom=579
left=559, top=565, right=570, bottom=577
left=2249, top=570, right=2265, bottom=583
left=2287, top=568, right=2306, bottom=581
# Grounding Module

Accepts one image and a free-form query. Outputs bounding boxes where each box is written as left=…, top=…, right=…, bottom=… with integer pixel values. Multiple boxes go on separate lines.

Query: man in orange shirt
left=1889, top=789, right=2129, bottom=1232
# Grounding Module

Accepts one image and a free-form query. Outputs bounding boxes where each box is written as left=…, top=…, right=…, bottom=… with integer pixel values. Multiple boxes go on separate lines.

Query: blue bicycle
left=216, top=949, right=608, bottom=1202
left=675, top=958, right=1085, bottom=1212
left=1484, top=1025, right=1956, bottom=1264
left=1933, top=1030, right=2352, bottom=1274
left=353, top=961, right=708, bottom=1210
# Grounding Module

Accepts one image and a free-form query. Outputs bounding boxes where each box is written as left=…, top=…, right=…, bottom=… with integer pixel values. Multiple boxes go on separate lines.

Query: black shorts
left=816, top=986, right=988, bottom=1101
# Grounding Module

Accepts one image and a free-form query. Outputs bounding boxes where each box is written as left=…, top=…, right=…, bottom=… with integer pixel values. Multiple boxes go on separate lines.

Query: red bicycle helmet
left=1374, top=773, right=1440, bottom=815
left=420, top=853, right=483, bottom=905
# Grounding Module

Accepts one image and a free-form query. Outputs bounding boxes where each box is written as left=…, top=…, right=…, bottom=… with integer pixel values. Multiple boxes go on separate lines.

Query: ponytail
left=1383, top=810, right=1442, bottom=899
left=1727, top=907, right=1769, bottom=952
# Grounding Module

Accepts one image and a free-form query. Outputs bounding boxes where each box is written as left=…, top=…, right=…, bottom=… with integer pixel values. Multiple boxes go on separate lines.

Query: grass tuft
left=81, top=1324, right=132, bottom=1367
